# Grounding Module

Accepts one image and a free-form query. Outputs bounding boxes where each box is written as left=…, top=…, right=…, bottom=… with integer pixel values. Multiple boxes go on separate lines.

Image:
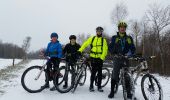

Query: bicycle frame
left=132, top=59, right=150, bottom=85
left=34, top=64, right=46, bottom=80
left=34, top=57, right=55, bottom=81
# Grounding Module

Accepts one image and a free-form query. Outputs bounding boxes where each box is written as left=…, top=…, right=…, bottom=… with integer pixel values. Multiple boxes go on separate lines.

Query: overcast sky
left=0, top=0, right=169, bottom=51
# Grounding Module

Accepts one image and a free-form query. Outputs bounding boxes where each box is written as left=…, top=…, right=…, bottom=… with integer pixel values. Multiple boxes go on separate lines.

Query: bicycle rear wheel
left=21, top=66, right=48, bottom=93
left=95, top=67, right=110, bottom=87
left=141, top=74, right=163, bottom=100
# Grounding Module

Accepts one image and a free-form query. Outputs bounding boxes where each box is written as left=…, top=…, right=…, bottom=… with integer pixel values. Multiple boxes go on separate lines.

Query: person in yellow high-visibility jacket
left=78, top=26, right=108, bottom=92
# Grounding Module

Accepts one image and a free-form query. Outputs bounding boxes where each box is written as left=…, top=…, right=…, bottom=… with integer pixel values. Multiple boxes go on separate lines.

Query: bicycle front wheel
left=54, top=66, right=75, bottom=93
left=122, top=72, right=135, bottom=100
left=21, top=66, right=48, bottom=93
left=71, top=68, right=84, bottom=93
left=79, top=63, right=87, bottom=86
left=141, top=74, right=163, bottom=100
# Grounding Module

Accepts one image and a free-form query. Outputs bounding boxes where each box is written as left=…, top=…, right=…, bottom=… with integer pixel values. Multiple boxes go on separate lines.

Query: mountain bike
left=21, top=57, right=65, bottom=93
left=111, top=55, right=136, bottom=100
left=113, top=55, right=163, bottom=100
left=130, top=55, right=163, bottom=100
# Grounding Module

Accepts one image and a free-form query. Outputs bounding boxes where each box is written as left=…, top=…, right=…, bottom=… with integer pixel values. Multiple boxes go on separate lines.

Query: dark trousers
left=111, top=57, right=129, bottom=82
left=90, top=58, right=103, bottom=89
left=64, top=61, right=76, bottom=85
left=111, top=57, right=131, bottom=94
left=46, top=57, right=60, bottom=83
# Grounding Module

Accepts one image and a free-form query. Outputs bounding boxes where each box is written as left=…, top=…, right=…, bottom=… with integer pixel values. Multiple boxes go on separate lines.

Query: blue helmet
left=50, top=32, right=58, bottom=39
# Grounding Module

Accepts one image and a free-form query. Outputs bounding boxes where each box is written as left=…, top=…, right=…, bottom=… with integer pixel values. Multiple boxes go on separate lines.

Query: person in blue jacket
left=44, top=32, right=62, bottom=91
left=108, top=21, right=136, bottom=99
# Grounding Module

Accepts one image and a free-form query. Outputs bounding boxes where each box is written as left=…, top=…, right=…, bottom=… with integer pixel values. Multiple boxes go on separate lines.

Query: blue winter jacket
left=45, top=41, right=62, bottom=58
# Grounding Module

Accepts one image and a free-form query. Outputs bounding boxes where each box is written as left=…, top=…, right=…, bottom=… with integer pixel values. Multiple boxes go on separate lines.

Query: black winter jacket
left=63, top=43, right=81, bottom=62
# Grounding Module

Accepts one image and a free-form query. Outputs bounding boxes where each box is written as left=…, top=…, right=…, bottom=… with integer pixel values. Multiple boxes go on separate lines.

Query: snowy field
left=0, top=59, right=170, bottom=100
left=0, top=58, right=22, bottom=70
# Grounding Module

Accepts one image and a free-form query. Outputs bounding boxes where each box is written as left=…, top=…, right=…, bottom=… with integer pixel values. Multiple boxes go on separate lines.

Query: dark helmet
left=118, top=21, right=127, bottom=28
left=50, top=32, right=58, bottom=39
left=96, top=26, right=104, bottom=32
left=69, top=35, right=76, bottom=40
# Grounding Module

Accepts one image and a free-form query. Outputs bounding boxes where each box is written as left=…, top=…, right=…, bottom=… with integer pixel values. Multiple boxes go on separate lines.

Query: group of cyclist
left=44, top=21, right=136, bottom=99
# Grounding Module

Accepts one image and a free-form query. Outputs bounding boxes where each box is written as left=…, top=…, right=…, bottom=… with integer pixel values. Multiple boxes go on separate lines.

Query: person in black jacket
left=108, top=21, right=136, bottom=99
left=62, top=35, right=81, bottom=88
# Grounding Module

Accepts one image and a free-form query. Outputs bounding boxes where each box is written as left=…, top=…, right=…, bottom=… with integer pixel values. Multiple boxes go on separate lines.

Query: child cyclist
left=44, top=32, right=63, bottom=91
left=62, top=35, right=81, bottom=88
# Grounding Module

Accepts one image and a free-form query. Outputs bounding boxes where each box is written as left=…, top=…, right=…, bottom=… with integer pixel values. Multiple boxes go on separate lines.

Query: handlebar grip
left=150, top=56, right=156, bottom=59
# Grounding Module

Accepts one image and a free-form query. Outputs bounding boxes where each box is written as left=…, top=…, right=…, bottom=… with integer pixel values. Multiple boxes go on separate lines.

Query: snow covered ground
left=0, top=58, right=22, bottom=70
left=0, top=59, right=170, bottom=100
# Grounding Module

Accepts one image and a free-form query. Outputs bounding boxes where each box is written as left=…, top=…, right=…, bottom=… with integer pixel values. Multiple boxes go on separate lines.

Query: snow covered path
left=0, top=60, right=170, bottom=100
left=0, top=58, right=22, bottom=70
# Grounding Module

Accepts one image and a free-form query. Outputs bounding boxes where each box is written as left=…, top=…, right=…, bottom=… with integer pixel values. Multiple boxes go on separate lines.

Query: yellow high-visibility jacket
left=79, top=36, right=108, bottom=60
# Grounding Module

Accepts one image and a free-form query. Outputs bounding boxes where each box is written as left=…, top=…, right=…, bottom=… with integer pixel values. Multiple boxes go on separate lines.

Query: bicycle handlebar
left=129, top=55, right=156, bottom=62
left=112, top=54, right=156, bottom=62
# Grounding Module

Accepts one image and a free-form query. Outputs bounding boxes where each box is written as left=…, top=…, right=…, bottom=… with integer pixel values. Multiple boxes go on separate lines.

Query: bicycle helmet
left=96, top=26, right=104, bottom=32
left=50, top=32, right=58, bottom=39
left=118, top=21, right=127, bottom=28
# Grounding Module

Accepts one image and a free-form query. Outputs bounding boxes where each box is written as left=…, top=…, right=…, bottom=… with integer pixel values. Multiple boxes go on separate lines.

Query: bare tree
left=161, top=30, right=170, bottom=74
left=12, top=45, right=17, bottom=66
left=111, top=2, right=128, bottom=25
left=22, top=36, right=31, bottom=60
left=77, top=33, right=90, bottom=45
left=141, top=21, right=148, bottom=56
left=130, top=20, right=141, bottom=52
left=145, top=4, right=170, bottom=74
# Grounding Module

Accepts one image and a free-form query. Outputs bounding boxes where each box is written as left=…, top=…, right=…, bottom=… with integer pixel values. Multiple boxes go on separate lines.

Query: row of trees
left=0, top=41, right=25, bottom=59
left=0, top=36, right=31, bottom=61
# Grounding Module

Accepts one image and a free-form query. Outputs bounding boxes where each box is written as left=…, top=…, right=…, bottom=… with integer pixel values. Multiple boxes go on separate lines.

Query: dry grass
left=0, top=60, right=30, bottom=96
